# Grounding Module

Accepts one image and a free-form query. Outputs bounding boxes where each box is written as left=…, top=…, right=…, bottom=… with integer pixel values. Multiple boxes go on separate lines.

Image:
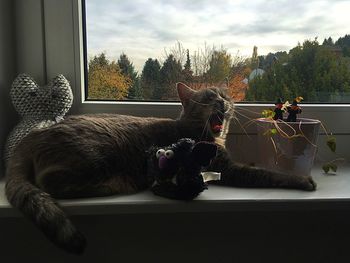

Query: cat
left=5, top=82, right=316, bottom=254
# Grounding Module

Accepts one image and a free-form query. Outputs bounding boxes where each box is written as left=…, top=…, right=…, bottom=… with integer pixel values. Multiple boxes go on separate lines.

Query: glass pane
left=85, top=0, right=350, bottom=103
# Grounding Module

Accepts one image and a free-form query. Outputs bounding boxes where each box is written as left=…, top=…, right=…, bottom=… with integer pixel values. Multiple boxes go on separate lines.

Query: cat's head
left=177, top=82, right=234, bottom=140
left=10, top=74, right=73, bottom=119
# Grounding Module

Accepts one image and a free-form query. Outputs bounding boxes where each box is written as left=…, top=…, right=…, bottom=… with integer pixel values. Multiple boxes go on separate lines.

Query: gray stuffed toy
left=4, top=74, right=73, bottom=163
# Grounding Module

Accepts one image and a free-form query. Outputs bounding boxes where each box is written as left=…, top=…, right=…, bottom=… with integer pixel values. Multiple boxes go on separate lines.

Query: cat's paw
left=299, top=175, right=317, bottom=191
left=61, top=229, right=87, bottom=254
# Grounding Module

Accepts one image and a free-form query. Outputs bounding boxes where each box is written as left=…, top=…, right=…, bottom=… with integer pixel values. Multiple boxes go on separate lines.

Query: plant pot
left=256, top=118, right=321, bottom=177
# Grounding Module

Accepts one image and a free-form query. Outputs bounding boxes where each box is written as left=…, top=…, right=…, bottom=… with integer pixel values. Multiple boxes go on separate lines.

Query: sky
left=86, top=0, right=350, bottom=72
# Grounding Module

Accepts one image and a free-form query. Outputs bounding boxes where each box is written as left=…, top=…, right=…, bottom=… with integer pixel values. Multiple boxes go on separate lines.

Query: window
left=16, top=0, right=348, bottom=160
left=84, top=0, right=350, bottom=104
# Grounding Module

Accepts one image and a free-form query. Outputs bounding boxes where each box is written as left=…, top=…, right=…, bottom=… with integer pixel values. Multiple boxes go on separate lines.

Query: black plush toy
left=287, top=99, right=302, bottom=122
left=273, top=98, right=284, bottom=120
left=147, top=138, right=218, bottom=200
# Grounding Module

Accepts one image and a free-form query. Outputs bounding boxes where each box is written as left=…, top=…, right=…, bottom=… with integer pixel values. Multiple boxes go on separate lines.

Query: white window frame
left=15, top=0, right=350, bottom=160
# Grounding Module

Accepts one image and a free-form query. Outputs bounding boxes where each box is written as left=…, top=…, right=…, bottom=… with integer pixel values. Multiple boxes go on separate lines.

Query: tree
left=117, top=53, right=142, bottom=99
left=245, top=38, right=350, bottom=102
left=322, top=37, right=334, bottom=46
left=158, top=54, right=184, bottom=100
left=335, top=34, right=350, bottom=57
left=163, top=41, right=187, bottom=66
left=141, top=58, right=161, bottom=100
left=88, top=53, right=130, bottom=100
left=251, top=45, right=259, bottom=70
left=182, top=49, right=193, bottom=82
left=89, top=52, right=109, bottom=69
left=206, top=48, right=232, bottom=84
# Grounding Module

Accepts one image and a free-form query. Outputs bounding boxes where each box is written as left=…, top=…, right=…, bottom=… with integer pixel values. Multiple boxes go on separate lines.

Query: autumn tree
left=88, top=53, right=130, bottom=100
left=206, top=48, right=233, bottom=84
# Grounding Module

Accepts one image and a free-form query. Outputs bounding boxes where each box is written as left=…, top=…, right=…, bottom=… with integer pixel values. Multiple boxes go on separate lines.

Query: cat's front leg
left=208, top=147, right=317, bottom=191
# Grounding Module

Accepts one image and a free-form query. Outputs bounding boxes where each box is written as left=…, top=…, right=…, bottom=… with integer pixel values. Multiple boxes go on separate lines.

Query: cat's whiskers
left=233, top=108, right=253, bottom=121
left=200, top=115, right=211, bottom=141
left=234, top=105, right=261, bottom=116
left=190, top=99, right=214, bottom=106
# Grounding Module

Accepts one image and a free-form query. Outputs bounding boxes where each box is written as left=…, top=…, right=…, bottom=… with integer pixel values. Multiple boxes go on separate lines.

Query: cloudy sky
left=86, top=0, right=350, bottom=72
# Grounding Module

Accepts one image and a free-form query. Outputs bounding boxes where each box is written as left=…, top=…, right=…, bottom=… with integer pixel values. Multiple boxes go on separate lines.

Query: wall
left=0, top=0, right=51, bottom=174
left=0, top=210, right=349, bottom=262
left=0, top=0, right=17, bottom=173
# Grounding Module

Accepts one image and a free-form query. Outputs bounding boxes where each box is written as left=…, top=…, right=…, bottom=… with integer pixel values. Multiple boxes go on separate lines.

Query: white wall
left=0, top=0, right=17, bottom=173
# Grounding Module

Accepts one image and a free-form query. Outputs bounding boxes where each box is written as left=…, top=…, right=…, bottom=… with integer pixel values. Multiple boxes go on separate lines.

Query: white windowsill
left=1, top=165, right=350, bottom=217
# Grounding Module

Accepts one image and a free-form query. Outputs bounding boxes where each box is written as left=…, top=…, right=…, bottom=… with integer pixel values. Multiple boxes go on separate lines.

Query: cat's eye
left=156, top=149, right=165, bottom=158
left=206, top=90, right=217, bottom=101
left=164, top=150, right=174, bottom=159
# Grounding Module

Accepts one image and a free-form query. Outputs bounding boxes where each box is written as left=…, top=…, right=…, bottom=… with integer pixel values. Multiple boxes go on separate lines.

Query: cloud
left=86, top=0, right=350, bottom=71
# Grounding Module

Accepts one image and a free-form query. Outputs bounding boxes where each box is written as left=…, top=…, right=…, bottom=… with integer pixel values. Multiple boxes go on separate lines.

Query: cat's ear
left=176, top=82, right=196, bottom=105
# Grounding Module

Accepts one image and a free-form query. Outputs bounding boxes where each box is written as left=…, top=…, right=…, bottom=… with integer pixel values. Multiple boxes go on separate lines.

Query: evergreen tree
left=322, top=37, right=334, bottom=46
left=158, top=54, right=183, bottom=100
left=335, top=34, right=350, bottom=57
left=182, top=49, right=193, bottom=82
left=117, top=53, right=142, bottom=99
left=141, top=58, right=161, bottom=100
left=89, top=52, right=109, bottom=70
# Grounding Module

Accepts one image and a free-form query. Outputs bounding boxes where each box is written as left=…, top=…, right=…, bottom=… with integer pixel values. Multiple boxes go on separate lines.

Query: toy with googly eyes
left=147, top=138, right=218, bottom=200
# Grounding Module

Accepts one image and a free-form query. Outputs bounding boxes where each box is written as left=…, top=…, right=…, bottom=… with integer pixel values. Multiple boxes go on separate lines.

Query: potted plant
left=255, top=97, right=339, bottom=177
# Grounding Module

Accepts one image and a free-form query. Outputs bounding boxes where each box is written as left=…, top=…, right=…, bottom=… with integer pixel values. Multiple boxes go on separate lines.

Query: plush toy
left=273, top=97, right=284, bottom=120
left=147, top=138, right=218, bottom=200
left=4, top=74, right=73, bottom=163
left=287, top=99, right=302, bottom=122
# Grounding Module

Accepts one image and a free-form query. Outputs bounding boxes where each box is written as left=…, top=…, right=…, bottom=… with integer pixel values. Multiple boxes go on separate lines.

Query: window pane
left=84, top=0, right=350, bottom=103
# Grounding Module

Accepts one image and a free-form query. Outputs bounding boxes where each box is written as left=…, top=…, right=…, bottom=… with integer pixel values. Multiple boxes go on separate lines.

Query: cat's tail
left=5, top=151, right=87, bottom=254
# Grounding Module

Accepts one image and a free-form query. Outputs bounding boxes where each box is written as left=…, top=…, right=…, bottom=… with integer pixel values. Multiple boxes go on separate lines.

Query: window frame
left=74, top=0, right=350, bottom=127
left=16, top=0, right=350, bottom=159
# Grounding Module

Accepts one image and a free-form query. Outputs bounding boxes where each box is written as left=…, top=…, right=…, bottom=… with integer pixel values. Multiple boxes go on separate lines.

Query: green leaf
left=263, top=128, right=277, bottom=136
left=270, top=128, right=277, bottom=135
left=322, top=164, right=330, bottom=173
left=329, top=163, right=338, bottom=172
left=322, top=163, right=338, bottom=174
left=326, top=136, right=337, bottom=153
left=261, top=109, right=275, bottom=119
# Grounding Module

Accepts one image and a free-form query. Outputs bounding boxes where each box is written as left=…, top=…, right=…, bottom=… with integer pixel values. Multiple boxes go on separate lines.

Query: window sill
left=1, top=165, right=350, bottom=217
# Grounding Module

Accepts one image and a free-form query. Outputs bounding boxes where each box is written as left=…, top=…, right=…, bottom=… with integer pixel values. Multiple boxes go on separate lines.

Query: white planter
left=256, top=118, right=321, bottom=177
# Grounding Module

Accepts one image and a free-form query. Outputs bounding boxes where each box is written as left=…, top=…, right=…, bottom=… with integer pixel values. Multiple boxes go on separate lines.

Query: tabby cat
left=5, top=83, right=316, bottom=254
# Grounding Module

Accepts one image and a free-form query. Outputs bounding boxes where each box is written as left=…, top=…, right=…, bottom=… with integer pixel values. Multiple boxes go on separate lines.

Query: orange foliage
left=227, top=72, right=248, bottom=102
left=88, top=65, right=131, bottom=100
left=184, top=70, right=249, bottom=102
